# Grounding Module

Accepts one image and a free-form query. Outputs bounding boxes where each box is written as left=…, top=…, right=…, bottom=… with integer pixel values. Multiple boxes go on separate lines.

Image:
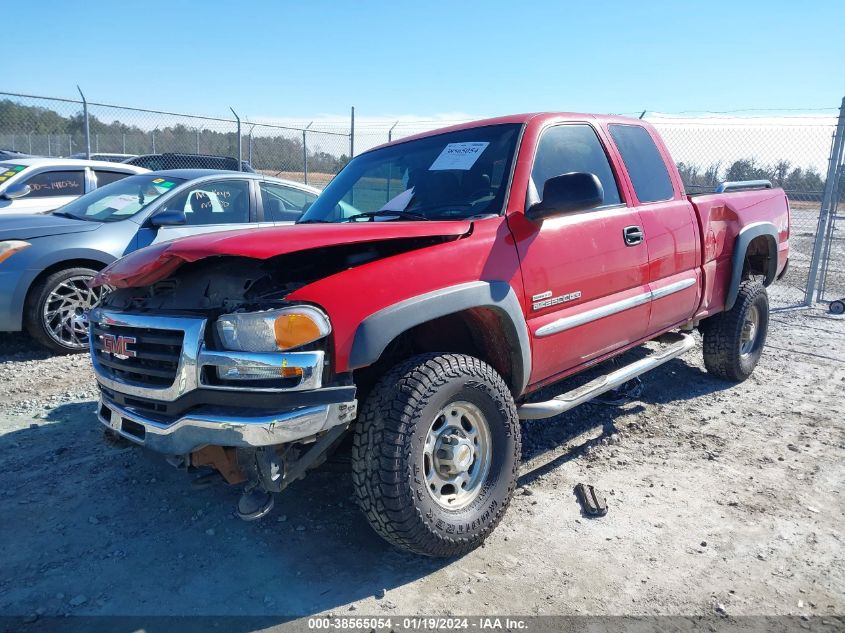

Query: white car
left=0, top=158, right=147, bottom=215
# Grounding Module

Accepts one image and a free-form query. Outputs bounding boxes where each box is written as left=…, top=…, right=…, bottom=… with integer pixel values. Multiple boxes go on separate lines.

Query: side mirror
left=149, top=208, right=187, bottom=226
left=525, top=172, right=604, bottom=222
left=3, top=183, right=32, bottom=200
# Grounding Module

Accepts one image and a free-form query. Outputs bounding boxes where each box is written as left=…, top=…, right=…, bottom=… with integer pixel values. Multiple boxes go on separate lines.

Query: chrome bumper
left=98, top=397, right=357, bottom=454
left=90, top=308, right=356, bottom=454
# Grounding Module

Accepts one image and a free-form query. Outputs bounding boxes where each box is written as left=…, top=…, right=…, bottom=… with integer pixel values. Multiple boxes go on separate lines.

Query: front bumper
left=90, top=307, right=356, bottom=454
left=97, top=398, right=357, bottom=454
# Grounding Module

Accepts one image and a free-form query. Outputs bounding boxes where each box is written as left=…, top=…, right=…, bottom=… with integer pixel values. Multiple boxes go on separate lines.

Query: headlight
left=215, top=305, right=331, bottom=352
left=0, top=240, right=31, bottom=264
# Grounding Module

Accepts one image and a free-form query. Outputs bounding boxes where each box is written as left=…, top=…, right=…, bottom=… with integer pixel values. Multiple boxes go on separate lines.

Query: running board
left=517, top=332, right=696, bottom=420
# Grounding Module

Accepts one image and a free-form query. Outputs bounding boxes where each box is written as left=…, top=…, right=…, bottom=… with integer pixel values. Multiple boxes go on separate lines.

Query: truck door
left=607, top=124, right=700, bottom=334
left=510, top=123, right=650, bottom=386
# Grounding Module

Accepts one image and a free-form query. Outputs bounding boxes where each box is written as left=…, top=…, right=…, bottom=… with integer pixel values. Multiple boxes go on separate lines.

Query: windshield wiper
left=51, top=211, right=89, bottom=221
left=296, top=219, right=332, bottom=224
left=345, top=210, right=430, bottom=222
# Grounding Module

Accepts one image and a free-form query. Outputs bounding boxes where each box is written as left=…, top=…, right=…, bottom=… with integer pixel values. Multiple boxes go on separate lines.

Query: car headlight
left=0, top=240, right=31, bottom=264
left=215, top=305, right=331, bottom=353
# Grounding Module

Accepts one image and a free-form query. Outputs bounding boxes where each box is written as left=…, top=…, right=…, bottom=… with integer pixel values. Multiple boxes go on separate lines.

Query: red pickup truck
left=89, top=113, right=790, bottom=557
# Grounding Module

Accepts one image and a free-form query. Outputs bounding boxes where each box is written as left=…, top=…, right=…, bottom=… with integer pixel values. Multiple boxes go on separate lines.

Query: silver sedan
left=0, top=169, right=320, bottom=353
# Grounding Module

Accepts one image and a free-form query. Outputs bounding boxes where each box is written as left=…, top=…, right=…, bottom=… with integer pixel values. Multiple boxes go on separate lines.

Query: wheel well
left=25, top=259, right=108, bottom=304
left=352, top=308, right=519, bottom=403
left=742, top=235, right=775, bottom=283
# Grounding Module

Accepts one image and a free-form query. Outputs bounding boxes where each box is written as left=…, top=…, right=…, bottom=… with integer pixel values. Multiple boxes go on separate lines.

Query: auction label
left=429, top=142, right=489, bottom=171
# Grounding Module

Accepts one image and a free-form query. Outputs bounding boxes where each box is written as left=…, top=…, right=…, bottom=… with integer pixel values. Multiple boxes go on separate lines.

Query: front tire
left=352, top=353, right=521, bottom=557
left=702, top=280, right=769, bottom=382
left=24, top=267, right=103, bottom=354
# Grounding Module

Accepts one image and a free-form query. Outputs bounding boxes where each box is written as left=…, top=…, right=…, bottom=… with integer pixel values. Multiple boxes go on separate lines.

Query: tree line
left=678, top=159, right=826, bottom=199
left=0, top=99, right=834, bottom=192
left=0, top=99, right=349, bottom=173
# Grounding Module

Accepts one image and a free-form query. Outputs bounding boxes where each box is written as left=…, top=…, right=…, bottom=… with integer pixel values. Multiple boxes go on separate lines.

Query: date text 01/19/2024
left=307, top=616, right=529, bottom=630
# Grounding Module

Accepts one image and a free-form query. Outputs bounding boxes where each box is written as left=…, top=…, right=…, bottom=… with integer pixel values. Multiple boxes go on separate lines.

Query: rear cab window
left=530, top=124, right=622, bottom=208
left=608, top=124, right=675, bottom=203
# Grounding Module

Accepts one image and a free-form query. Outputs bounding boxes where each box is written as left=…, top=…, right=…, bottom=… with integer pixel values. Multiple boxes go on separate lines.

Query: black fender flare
left=725, top=221, right=778, bottom=311
left=348, top=281, right=532, bottom=394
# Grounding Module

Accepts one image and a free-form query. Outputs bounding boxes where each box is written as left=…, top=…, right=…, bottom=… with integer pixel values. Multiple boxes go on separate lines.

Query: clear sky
left=3, top=0, right=843, bottom=121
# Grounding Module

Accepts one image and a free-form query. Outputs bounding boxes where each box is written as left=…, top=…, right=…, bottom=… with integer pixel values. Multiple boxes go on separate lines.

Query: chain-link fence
left=2, top=90, right=844, bottom=307
left=651, top=113, right=841, bottom=307
left=355, top=108, right=845, bottom=308
left=245, top=121, right=351, bottom=189
left=0, top=91, right=353, bottom=179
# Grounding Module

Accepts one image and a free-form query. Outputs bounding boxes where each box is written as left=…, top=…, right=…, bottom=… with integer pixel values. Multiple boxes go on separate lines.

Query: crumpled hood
left=93, top=221, right=473, bottom=288
left=0, top=213, right=102, bottom=241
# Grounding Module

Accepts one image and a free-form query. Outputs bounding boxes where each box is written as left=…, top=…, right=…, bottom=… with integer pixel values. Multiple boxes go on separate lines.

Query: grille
left=92, top=322, right=184, bottom=387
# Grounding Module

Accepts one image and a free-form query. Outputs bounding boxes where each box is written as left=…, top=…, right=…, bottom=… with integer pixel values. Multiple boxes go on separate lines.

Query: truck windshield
left=299, top=123, right=522, bottom=223
left=50, top=174, right=186, bottom=222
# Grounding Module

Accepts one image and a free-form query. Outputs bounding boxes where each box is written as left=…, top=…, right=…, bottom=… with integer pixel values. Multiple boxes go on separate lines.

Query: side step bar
left=517, top=332, right=696, bottom=420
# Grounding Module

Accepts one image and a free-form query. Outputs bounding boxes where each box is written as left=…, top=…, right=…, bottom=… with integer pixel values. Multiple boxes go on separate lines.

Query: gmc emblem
left=101, top=334, right=137, bottom=359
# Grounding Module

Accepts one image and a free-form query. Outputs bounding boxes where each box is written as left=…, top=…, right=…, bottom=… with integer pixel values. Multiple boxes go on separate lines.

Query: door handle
left=623, top=225, right=644, bottom=246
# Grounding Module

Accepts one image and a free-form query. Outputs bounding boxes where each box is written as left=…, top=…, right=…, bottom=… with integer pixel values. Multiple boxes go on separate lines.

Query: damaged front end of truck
left=88, top=225, right=468, bottom=519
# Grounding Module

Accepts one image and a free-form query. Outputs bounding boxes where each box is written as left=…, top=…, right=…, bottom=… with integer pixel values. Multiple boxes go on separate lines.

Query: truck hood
left=93, top=221, right=473, bottom=288
left=0, top=213, right=102, bottom=241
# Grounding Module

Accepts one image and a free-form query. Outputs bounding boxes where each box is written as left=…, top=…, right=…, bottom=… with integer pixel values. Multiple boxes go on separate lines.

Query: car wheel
left=829, top=300, right=845, bottom=315
left=352, top=353, right=521, bottom=557
left=24, top=267, right=103, bottom=354
left=702, top=280, right=769, bottom=382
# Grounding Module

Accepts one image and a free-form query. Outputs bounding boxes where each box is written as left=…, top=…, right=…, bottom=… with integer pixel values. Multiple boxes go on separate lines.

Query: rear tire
left=352, top=353, right=520, bottom=557
left=24, top=267, right=102, bottom=354
left=702, top=280, right=769, bottom=382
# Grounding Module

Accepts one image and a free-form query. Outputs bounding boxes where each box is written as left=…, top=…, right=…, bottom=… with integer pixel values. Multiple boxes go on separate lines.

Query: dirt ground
left=0, top=286, right=843, bottom=626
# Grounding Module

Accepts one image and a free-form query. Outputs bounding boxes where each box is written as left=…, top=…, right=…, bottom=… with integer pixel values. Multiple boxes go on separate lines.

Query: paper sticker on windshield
left=158, top=181, right=176, bottom=188
left=107, top=194, right=139, bottom=211
left=429, top=142, right=489, bottom=171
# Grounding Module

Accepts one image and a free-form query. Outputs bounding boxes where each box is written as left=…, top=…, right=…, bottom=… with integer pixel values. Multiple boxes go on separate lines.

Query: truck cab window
left=530, top=125, right=621, bottom=207
left=608, top=124, right=674, bottom=203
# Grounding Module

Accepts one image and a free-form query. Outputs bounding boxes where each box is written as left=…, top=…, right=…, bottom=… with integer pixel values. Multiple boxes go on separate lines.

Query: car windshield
left=51, top=174, right=186, bottom=222
left=299, top=123, right=522, bottom=223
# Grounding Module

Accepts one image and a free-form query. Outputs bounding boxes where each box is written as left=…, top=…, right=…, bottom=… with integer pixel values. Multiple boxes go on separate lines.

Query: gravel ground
left=0, top=286, right=843, bottom=625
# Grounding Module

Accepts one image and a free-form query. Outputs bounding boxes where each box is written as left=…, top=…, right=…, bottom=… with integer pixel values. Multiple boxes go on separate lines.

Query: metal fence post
left=388, top=120, right=398, bottom=143
left=248, top=124, right=255, bottom=166
left=77, top=86, right=91, bottom=159
left=350, top=106, right=355, bottom=158
left=151, top=128, right=157, bottom=153
left=230, top=108, right=242, bottom=171
left=303, top=121, right=313, bottom=185
left=814, top=162, right=844, bottom=301
left=805, top=96, right=845, bottom=305
left=122, top=133, right=126, bottom=154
